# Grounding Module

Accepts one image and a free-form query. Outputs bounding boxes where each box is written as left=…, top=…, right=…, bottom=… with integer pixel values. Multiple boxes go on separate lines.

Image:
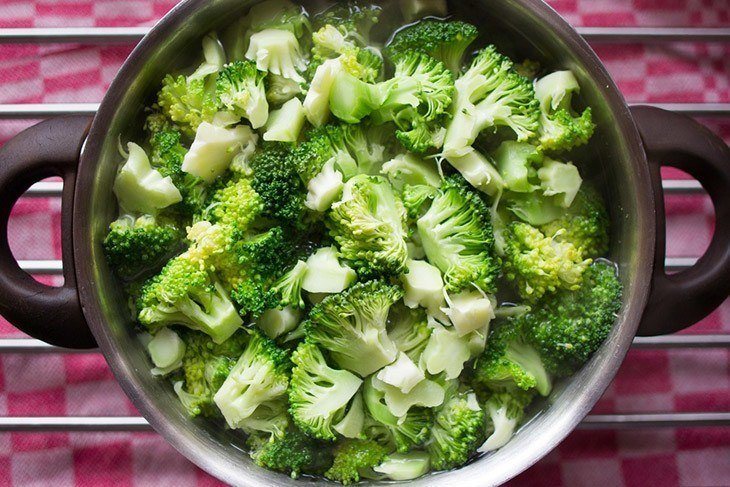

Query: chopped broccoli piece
left=325, top=439, right=389, bottom=485
left=246, top=28, right=307, bottom=83
left=306, top=280, right=401, bottom=377
left=442, top=289, right=496, bottom=337
left=428, top=389, right=485, bottom=471
left=373, top=451, right=431, bottom=481
left=257, top=306, right=302, bottom=339
left=535, top=70, right=595, bottom=153
left=387, top=305, right=432, bottom=362
left=328, top=175, right=409, bottom=277
left=266, top=73, right=302, bottom=105
left=400, top=259, right=446, bottom=313
left=213, top=330, right=290, bottom=429
left=525, top=259, right=622, bottom=376
left=147, top=327, right=186, bottom=375
left=537, top=157, right=583, bottom=208
left=503, top=221, right=591, bottom=302
left=445, top=147, right=506, bottom=197
left=269, top=260, right=309, bottom=310
left=420, top=319, right=472, bottom=379
left=381, top=153, right=442, bottom=191
left=478, top=390, right=533, bottom=452
left=245, top=0, right=311, bottom=38
left=205, top=175, right=264, bottom=231
left=444, top=45, right=540, bottom=158
left=493, top=141, right=542, bottom=193
left=301, top=246, right=357, bottom=294
left=216, top=60, right=269, bottom=129
left=103, top=215, right=182, bottom=281
left=263, top=97, right=306, bottom=143
left=289, top=343, right=363, bottom=440
left=312, top=1, right=382, bottom=45
left=372, top=375, right=445, bottom=417
left=182, top=122, right=259, bottom=183
left=385, top=20, right=478, bottom=74
left=249, top=427, right=332, bottom=478
left=157, top=74, right=217, bottom=138
left=417, top=176, right=500, bottom=293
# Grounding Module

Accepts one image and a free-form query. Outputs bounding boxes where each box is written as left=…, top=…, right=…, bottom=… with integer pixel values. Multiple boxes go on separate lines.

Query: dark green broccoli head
left=325, top=439, right=389, bottom=485
left=428, top=390, right=486, bottom=471
left=306, top=280, right=403, bottom=377
left=526, top=259, right=622, bottom=376
left=103, top=215, right=182, bottom=281
left=385, top=19, right=479, bottom=74
left=417, top=176, right=500, bottom=293
left=249, top=428, right=333, bottom=478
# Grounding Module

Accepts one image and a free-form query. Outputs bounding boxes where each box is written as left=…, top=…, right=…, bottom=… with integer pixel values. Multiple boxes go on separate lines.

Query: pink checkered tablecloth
left=0, top=0, right=728, bottom=485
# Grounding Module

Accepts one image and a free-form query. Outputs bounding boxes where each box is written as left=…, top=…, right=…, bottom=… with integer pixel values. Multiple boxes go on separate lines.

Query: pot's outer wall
left=74, top=0, right=655, bottom=485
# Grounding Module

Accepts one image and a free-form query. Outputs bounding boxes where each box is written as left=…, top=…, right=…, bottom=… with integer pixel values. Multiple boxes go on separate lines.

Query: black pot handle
left=0, top=116, right=96, bottom=349
left=631, top=106, right=730, bottom=336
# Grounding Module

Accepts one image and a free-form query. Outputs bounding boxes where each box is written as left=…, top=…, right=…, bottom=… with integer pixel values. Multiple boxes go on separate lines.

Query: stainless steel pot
left=0, top=1, right=728, bottom=485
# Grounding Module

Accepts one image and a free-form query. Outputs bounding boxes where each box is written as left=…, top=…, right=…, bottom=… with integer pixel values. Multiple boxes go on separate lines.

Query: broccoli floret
left=473, top=320, right=552, bottom=396
left=249, top=427, right=332, bottom=478
left=137, top=254, right=243, bottom=344
left=217, top=60, right=270, bottom=129
left=312, top=1, right=382, bottom=45
left=387, top=305, right=432, bottom=362
left=363, top=376, right=432, bottom=453
left=288, top=343, right=363, bottom=441
left=103, top=215, right=182, bottom=281
left=157, top=74, right=217, bottom=138
left=534, top=70, right=595, bottom=153
left=328, top=175, right=409, bottom=277
left=306, top=281, right=401, bottom=377
left=205, top=175, right=265, bottom=231
left=174, top=329, right=248, bottom=418
left=443, top=45, right=540, bottom=158
left=113, top=143, right=183, bottom=215
left=492, top=140, right=542, bottom=193
left=372, top=451, right=431, bottom=481
left=182, top=123, right=259, bottom=184
left=416, top=176, right=500, bottom=293
left=246, top=28, right=307, bottom=84
left=213, top=330, right=290, bottom=429
left=325, top=439, right=389, bottom=485
left=249, top=143, right=309, bottom=228
left=540, top=186, right=610, bottom=259
left=525, top=260, right=622, bottom=376
left=503, top=221, right=591, bottom=302
left=381, top=153, right=442, bottom=191
left=263, top=97, right=306, bottom=143
left=269, top=260, right=308, bottom=310
left=427, top=390, right=485, bottom=471
left=266, top=73, right=302, bottom=105
left=308, top=24, right=383, bottom=84
left=385, top=20, right=478, bottom=74
left=537, top=157, right=583, bottom=208
left=478, top=390, right=534, bottom=452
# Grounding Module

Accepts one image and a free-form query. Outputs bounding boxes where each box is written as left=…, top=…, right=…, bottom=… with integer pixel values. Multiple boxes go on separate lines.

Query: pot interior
left=76, top=0, right=654, bottom=485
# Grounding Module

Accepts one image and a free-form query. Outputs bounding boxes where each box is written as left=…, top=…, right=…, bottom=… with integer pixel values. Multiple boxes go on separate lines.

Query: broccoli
left=328, top=175, right=409, bottom=277
left=478, top=390, right=533, bottom=452
left=537, top=157, right=583, bottom=208
left=325, top=439, right=389, bottom=485
left=244, top=0, right=311, bottom=38
left=205, top=175, right=264, bottom=231
left=427, top=389, right=486, bottom=471
left=401, top=184, right=439, bottom=220
left=473, top=320, right=552, bottom=396
left=182, top=122, right=259, bottom=184
left=525, top=260, right=622, bottom=376
left=263, top=97, right=306, bottom=143
left=371, top=375, right=445, bottom=417
left=385, top=20, right=479, bottom=74
left=266, top=73, right=302, bottom=105
left=363, top=376, right=432, bottom=453
left=213, top=330, right=290, bottom=429
left=257, top=306, right=302, bottom=340
left=173, top=330, right=248, bottom=418
left=306, top=281, right=401, bottom=377
left=137, top=254, right=243, bottom=344
left=189, top=33, right=226, bottom=81
left=492, top=140, right=542, bottom=193
left=445, top=147, right=506, bottom=198
left=400, top=259, right=445, bottom=313
left=398, top=0, right=447, bottom=21
left=103, top=215, right=182, bottom=281
left=540, top=186, right=610, bottom=259
left=387, top=305, right=432, bottom=362
left=420, top=319, right=473, bottom=379
left=157, top=74, right=217, bottom=138
left=216, top=60, right=270, bottom=129
left=311, top=1, right=382, bottom=45
left=301, top=246, right=358, bottom=294
left=381, top=153, right=442, bottom=191
left=372, top=451, right=431, bottom=481
left=249, top=427, right=332, bottom=478
left=502, top=221, right=591, bottom=302
left=288, top=343, right=363, bottom=441
left=443, top=45, right=540, bottom=158
left=147, top=327, right=186, bottom=376
left=442, top=289, right=496, bottom=337
left=268, top=260, right=309, bottom=310
left=249, top=143, right=309, bottom=227
left=308, top=24, right=383, bottom=84
left=334, top=391, right=366, bottom=439
left=246, top=28, right=307, bottom=84
left=416, top=176, right=500, bottom=293
left=534, top=70, right=595, bottom=153
left=113, top=143, right=183, bottom=215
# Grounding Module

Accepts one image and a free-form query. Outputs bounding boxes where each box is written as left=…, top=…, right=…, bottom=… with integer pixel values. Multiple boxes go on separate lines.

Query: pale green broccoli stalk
left=427, top=390, right=486, bottom=471
left=420, top=319, right=472, bottom=379
left=493, top=141, right=542, bottom=193
left=445, top=147, right=506, bottom=197
left=371, top=375, right=445, bottom=417
left=535, top=70, right=595, bottom=153
left=537, top=157, right=583, bottom=208
left=525, top=259, right=622, bottom=376
left=381, top=153, right=442, bottom=191
left=189, top=33, right=226, bottom=81
left=417, top=176, right=500, bottom=293
left=268, top=260, right=309, bottom=310
left=216, top=60, right=270, bottom=129
left=443, top=45, right=540, bottom=158
left=136, top=253, right=243, bottom=344
left=147, top=327, right=186, bottom=376
left=237, top=397, right=291, bottom=437
left=505, top=191, right=565, bottom=226
left=400, top=259, right=445, bottom=313
left=157, top=74, right=218, bottom=138
left=325, top=439, right=389, bottom=485
left=334, top=391, right=366, bottom=439
left=306, top=281, right=401, bottom=377
left=385, top=19, right=479, bottom=74
left=502, top=221, right=591, bottom=302
left=246, top=28, right=307, bottom=83
left=372, top=452, right=431, bottom=481
left=301, top=247, right=357, bottom=294
left=363, top=376, right=432, bottom=453
left=181, top=122, right=259, bottom=183
left=305, top=158, right=344, bottom=212
left=473, top=321, right=552, bottom=396
left=257, top=306, right=302, bottom=340
left=266, top=73, right=302, bottom=105
left=311, top=1, right=382, bottom=46
left=103, top=215, right=182, bottom=281
left=113, top=143, right=182, bottom=215
left=263, top=97, right=306, bottom=143
left=387, top=305, right=432, bottom=362
left=478, top=390, right=533, bottom=452
left=539, top=186, right=610, bottom=259
left=248, top=427, right=332, bottom=479
left=328, top=175, right=409, bottom=277
left=213, top=330, right=290, bottom=429
left=288, top=342, right=363, bottom=441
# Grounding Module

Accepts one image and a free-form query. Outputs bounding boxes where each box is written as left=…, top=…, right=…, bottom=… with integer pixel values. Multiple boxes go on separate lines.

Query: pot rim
left=74, top=0, right=656, bottom=485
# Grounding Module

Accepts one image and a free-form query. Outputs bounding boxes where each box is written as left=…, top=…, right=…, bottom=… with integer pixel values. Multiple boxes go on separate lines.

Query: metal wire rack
left=0, top=25, right=728, bottom=434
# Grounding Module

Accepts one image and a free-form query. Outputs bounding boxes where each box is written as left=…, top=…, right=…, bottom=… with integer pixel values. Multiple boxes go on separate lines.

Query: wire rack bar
left=0, top=26, right=728, bottom=44
left=0, top=412, right=726, bottom=431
